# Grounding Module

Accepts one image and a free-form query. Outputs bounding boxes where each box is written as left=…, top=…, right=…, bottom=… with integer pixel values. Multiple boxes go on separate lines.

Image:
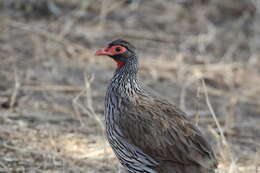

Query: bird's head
left=95, top=39, right=136, bottom=68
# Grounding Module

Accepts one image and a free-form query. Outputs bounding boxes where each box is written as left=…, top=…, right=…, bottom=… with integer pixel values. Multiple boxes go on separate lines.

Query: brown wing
left=119, top=94, right=218, bottom=170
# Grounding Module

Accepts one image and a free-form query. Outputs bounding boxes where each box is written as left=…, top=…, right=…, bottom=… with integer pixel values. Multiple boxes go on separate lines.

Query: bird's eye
left=115, top=47, right=121, bottom=52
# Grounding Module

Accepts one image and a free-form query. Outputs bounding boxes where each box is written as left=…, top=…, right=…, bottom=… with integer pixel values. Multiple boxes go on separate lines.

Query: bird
left=95, top=39, right=218, bottom=173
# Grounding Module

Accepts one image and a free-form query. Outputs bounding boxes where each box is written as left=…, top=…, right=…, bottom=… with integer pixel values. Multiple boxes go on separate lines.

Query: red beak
left=95, top=47, right=112, bottom=56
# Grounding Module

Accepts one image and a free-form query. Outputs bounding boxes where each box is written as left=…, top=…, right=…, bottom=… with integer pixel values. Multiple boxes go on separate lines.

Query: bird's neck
left=109, top=57, right=142, bottom=99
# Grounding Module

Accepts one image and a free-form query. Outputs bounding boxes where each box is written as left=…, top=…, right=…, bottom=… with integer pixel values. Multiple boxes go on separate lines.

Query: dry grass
left=0, top=0, right=260, bottom=172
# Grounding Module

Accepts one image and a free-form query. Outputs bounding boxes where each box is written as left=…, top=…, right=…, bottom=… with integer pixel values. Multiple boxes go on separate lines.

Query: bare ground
left=0, top=0, right=260, bottom=172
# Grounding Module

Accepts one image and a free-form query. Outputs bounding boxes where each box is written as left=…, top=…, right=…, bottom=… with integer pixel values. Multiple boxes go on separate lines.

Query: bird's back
left=116, top=93, right=218, bottom=173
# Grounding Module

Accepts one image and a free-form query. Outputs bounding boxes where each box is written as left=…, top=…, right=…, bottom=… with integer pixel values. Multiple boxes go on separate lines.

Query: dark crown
left=109, top=39, right=136, bottom=53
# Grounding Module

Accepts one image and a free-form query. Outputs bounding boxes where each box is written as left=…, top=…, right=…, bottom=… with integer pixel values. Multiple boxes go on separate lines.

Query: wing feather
left=119, top=95, right=218, bottom=170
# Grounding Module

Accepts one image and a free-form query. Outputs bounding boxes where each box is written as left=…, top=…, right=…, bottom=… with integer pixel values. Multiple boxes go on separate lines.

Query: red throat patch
left=115, top=60, right=125, bottom=68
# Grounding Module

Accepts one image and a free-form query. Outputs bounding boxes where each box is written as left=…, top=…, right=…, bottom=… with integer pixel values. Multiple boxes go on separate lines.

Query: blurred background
left=0, top=0, right=260, bottom=172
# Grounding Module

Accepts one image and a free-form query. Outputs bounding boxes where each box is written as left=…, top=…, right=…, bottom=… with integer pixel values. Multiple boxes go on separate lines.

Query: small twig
left=72, top=73, right=109, bottom=164
left=10, top=68, right=20, bottom=110
left=227, top=159, right=238, bottom=173
left=72, top=73, right=105, bottom=132
left=201, top=79, right=227, bottom=146
left=180, top=78, right=196, bottom=111
left=72, top=89, right=86, bottom=125
left=22, top=85, right=84, bottom=92
left=84, top=74, right=105, bottom=132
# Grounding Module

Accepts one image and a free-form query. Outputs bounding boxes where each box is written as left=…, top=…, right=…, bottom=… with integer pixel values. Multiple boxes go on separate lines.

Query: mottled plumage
left=95, top=39, right=218, bottom=173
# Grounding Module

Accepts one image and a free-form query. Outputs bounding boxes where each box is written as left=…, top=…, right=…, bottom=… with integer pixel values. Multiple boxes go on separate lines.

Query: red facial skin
left=95, top=45, right=127, bottom=68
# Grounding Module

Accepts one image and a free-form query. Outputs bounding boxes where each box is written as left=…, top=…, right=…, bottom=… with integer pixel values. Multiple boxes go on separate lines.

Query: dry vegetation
left=0, top=0, right=260, bottom=172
